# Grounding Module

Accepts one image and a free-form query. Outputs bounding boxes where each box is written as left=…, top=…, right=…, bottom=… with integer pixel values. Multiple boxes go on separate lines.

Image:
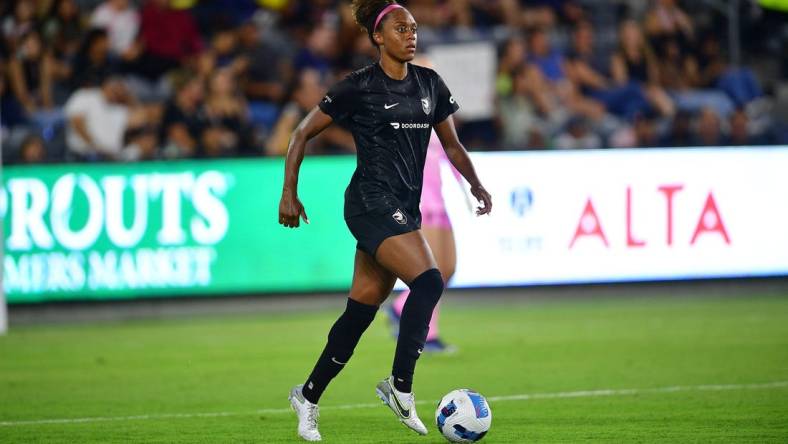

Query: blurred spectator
left=644, top=0, right=694, bottom=52
left=134, top=0, right=203, bottom=81
left=2, top=0, right=36, bottom=51
left=202, top=68, right=254, bottom=157
left=657, top=37, right=734, bottom=116
left=656, top=37, right=698, bottom=90
left=42, top=0, right=83, bottom=59
left=17, top=133, right=47, bottom=163
left=71, top=28, right=114, bottom=90
left=662, top=109, right=693, bottom=147
left=693, top=107, right=723, bottom=146
left=566, top=21, right=651, bottom=119
left=42, top=0, right=84, bottom=60
left=527, top=27, right=564, bottom=83
left=611, top=19, right=674, bottom=116
left=610, top=111, right=661, bottom=148
left=294, top=23, right=339, bottom=76
left=0, top=59, right=28, bottom=131
left=161, top=74, right=205, bottom=158
left=527, top=26, right=605, bottom=122
left=566, top=21, right=608, bottom=78
left=726, top=109, right=749, bottom=146
left=497, top=63, right=551, bottom=149
left=555, top=116, right=602, bottom=149
left=187, top=25, right=238, bottom=85
left=496, top=34, right=527, bottom=98
left=64, top=76, right=143, bottom=160
left=697, top=33, right=763, bottom=107
left=208, top=25, right=241, bottom=71
left=90, top=0, right=141, bottom=60
left=235, top=19, right=292, bottom=133
left=7, top=31, right=55, bottom=119
left=724, top=108, right=769, bottom=146
left=41, top=0, right=83, bottom=100
left=236, top=20, right=289, bottom=103
left=266, top=68, right=354, bottom=156
left=123, top=126, right=159, bottom=160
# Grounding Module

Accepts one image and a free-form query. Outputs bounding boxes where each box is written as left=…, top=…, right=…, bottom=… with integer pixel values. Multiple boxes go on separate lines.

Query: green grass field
left=1, top=291, right=787, bottom=443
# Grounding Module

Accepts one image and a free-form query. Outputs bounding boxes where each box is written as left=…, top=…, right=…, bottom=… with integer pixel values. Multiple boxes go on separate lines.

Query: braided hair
left=350, top=0, right=399, bottom=46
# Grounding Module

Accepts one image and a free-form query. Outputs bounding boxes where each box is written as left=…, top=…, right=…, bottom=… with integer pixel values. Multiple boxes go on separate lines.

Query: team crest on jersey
left=421, top=97, right=431, bottom=115
left=392, top=209, right=407, bottom=225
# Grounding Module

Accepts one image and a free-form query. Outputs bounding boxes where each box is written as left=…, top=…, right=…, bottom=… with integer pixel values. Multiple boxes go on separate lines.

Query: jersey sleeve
left=432, top=73, right=460, bottom=125
left=318, top=76, right=356, bottom=125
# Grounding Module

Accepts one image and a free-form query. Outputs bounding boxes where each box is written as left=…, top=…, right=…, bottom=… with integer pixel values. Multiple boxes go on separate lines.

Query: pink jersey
left=420, top=131, right=462, bottom=226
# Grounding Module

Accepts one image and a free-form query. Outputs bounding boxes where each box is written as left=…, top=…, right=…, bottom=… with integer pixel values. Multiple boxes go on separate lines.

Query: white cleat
left=289, top=384, right=322, bottom=441
left=375, top=376, right=428, bottom=435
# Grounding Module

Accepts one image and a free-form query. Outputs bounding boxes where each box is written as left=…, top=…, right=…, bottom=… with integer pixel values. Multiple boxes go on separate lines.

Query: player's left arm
left=434, top=116, right=492, bottom=215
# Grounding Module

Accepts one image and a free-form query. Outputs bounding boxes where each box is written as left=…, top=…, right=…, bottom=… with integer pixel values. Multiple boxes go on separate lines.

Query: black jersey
left=318, top=63, right=460, bottom=221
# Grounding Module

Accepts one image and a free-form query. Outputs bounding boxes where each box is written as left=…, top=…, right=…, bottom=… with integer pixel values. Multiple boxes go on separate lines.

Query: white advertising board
left=442, top=147, right=788, bottom=286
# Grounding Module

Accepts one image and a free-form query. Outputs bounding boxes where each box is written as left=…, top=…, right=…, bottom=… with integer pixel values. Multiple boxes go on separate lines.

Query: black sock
left=392, top=269, right=443, bottom=393
left=301, top=298, right=378, bottom=404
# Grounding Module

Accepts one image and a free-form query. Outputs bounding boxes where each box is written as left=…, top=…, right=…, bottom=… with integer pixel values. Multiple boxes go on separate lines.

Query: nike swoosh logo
left=389, top=384, right=411, bottom=418
left=417, top=348, right=423, bottom=354
left=384, top=103, right=399, bottom=110
left=331, top=357, right=347, bottom=365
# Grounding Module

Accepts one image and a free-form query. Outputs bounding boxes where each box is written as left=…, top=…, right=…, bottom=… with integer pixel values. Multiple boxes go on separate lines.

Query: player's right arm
left=279, top=107, right=334, bottom=228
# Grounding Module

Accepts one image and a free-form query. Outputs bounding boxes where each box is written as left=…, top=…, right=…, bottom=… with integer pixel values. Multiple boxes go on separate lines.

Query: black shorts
left=345, top=206, right=421, bottom=257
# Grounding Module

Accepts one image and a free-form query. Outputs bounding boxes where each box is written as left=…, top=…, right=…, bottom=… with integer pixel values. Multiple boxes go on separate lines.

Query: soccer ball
left=435, top=389, right=492, bottom=442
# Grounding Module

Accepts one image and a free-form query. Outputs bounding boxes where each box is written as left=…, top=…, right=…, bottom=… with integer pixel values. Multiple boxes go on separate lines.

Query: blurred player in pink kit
left=387, top=128, right=463, bottom=353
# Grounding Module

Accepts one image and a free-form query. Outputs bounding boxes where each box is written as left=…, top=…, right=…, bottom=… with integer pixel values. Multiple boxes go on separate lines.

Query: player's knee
left=408, top=268, right=444, bottom=304
left=351, top=286, right=386, bottom=306
left=440, top=265, right=455, bottom=282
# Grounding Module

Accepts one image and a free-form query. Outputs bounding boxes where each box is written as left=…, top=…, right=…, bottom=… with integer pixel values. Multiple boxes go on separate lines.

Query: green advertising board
left=1, top=157, right=357, bottom=303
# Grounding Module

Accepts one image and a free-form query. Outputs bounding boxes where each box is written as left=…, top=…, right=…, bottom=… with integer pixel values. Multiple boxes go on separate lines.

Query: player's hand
left=470, top=184, right=492, bottom=216
left=279, top=191, right=310, bottom=228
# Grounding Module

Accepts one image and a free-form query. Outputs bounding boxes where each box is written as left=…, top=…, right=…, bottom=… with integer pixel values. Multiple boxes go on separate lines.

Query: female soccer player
left=279, top=1, right=492, bottom=441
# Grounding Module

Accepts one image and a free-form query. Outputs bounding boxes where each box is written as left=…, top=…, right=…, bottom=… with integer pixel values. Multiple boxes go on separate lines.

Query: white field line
left=1, top=380, right=786, bottom=427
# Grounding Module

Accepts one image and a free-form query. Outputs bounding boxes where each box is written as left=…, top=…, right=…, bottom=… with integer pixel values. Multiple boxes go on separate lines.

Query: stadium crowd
left=1, top=0, right=784, bottom=164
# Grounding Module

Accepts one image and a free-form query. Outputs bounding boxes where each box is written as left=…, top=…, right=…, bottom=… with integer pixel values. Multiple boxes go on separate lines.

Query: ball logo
left=421, top=97, right=431, bottom=114
left=449, top=96, right=455, bottom=104
left=392, top=209, right=407, bottom=225
left=467, top=391, right=490, bottom=418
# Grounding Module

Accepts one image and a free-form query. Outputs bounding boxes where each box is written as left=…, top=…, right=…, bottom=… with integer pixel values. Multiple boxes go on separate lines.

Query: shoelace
left=306, top=405, right=319, bottom=429
left=399, top=392, right=416, bottom=415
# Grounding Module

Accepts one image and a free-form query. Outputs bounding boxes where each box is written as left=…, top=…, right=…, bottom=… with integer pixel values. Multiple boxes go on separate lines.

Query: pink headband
left=373, top=4, right=404, bottom=33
